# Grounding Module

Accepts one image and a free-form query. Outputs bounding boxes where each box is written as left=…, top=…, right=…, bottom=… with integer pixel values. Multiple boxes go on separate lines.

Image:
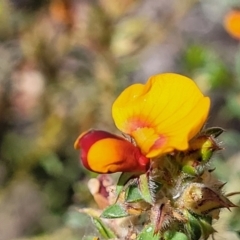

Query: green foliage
left=125, top=184, right=143, bottom=203
left=164, top=231, right=189, bottom=240
left=183, top=44, right=233, bottom=89
left=185, top=212, right=204, bottom=240
left=116, top=172, right=136, bottom=197
left=39, top=153, right=64, bottom=177
left=137, top=224, right=160, bottom=240
left=138, top=173, right=153, bottom=205
left=92, top=217, right=117, bottom=239
left=201, top=127, right=225, bottom=138
left=101, top=204, right=129, bottom=218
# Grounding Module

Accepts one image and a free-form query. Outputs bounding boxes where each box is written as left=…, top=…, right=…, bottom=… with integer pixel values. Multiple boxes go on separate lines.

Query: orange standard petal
left=112, top=73, right=210, bottom=158
left=224, top=9, right=240, bottom=40
left=74, top=129, right=150, bottom=173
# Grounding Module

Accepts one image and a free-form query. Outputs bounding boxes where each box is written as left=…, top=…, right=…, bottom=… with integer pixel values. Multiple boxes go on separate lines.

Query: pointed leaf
left=137, top=224, right=160, bottom=240
left=116, top=172, right=137, bottom=198
left=185, top=211, right=202, bottom=240
left=182, top=165, right=196, bottom=176
left=125, top=184, right=143, bottom=203
left=92, top=217, right=117, bottom=239
left=138, top=173, right=153, bottom=205
left=101, top=203, right=129, bottom=218
left=201, top=127, right=224, bottom=138
left=164, top=231, right=189, bottom=240
left=198, top=217, right=215, bottom=239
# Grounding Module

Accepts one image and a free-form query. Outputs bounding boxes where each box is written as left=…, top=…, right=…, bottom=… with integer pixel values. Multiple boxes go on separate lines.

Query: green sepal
left=198, top=217, right=215, bottom=240
left=92, top=217, right=117, bottom=239
left=201, top=127, right=224, bottom=138
left=185, top=211, right=202, bottom=240
left=200, top=138, right=215, bottom=162
left=138, top=173, right=153, bottom=205
left=125, top=184, right=143, bottom=203
left=164, top=230, right=189, bottom=240
left=136, top=224, right=160, bottom=240
left=182, top=164, right=196, bottom=176
left=184, top=135, right=221, bottom=167
left=100, top=203, right=129, bottom=219
left=116, top=172, right=137, bottom=198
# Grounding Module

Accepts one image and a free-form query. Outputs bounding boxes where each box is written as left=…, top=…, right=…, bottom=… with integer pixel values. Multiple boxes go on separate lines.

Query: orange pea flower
left=75, top=73, right=210, bottom=173
left=224, top=9, right=240, bottom=40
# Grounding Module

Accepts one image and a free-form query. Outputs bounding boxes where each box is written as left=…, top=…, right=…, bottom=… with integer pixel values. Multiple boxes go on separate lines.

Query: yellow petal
left=112, top=73, right=210, bottom=157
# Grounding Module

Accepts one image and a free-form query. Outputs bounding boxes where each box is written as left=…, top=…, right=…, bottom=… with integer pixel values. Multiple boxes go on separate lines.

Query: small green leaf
left=200, top=139, right=215, bottom=163
left=164, top=231, right=189, bottom=240
left=182, top=164, right=196, bottom=176
left=92, top=217, right=116, bottom=239
left=138, top=173, right=153, bottom=205
left=199, top=217, right=215, bottom=239
left=125, top=185, right=143, bottom=203
left=137, top=224, right=160, bottom=240
left=185, top=211, right=202, bottom=240
left=101, top=203, right=129, bottom=219
left=116, top=172, right=137, bottom=198
left=201, top=127, right=224, bottom=138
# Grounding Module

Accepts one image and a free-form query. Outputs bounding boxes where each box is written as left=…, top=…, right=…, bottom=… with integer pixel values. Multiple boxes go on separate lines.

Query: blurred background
left=0, top=0, right=240, bottom=239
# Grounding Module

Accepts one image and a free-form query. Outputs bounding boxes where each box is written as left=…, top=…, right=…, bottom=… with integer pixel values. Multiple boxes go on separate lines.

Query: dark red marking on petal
left=75, top=129, right=130, bottom=171
left=75, top=129, right=151, bottom=173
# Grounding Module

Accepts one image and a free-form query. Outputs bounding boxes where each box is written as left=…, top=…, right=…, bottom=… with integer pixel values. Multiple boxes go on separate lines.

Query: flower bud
left=189, top=135, right=221, bottom=163
left=178, top=183, right=236, bottom=215
left=180, top=135, right=221, bottom=175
